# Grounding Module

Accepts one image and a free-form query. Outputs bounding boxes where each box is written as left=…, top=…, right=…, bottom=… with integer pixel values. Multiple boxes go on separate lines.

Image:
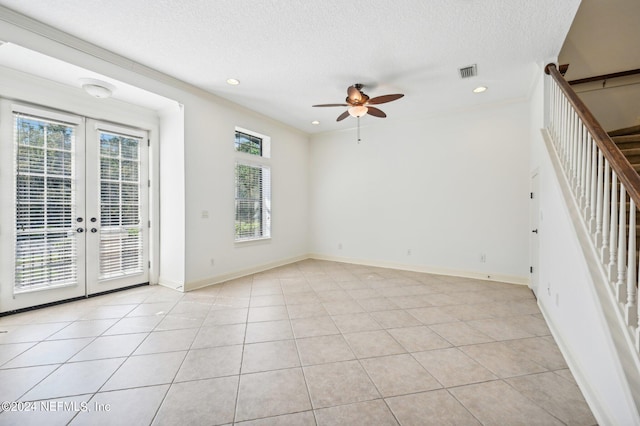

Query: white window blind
left=14, top=113, right=77, bottom=292
left=235, top=162, right=271, bottom=240
left=99, top=131, right=144, bottom=278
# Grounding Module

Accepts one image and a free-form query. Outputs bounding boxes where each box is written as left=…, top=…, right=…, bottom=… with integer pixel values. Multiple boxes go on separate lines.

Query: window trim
left=234, top=128, right=271, bottom=243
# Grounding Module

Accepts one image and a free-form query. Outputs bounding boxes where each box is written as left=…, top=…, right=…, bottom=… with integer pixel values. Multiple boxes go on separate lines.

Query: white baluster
left=616, top=185, right=627, bottom=303
left=558, top=99, right=570, bottom=163
left=637, top=274, right=640, bottom=351
left=571, top=112, right=579, bottom=192
left=549, top=79, right=558, bottom=140
left=609, top=173, right=619, bottom=282
left=555, top=83, right=561, bottom=142
left=565, top=108, right=572, bottom=168
left=559, top=96, right=565, bottom=156
left=594, top=150, right=604, bottom=247
left=552, top=82, right=558, bottom=141
left=626, top=200, right=638, bottom=326
left=589, top=137, right=598, bottom=233
left=601, top=159, right=611, bottom=262
left=583, top=127, right=592, bottom=218
left=577, top=123, right=585, bottom=208
left=567, top=110, right=574, bottom=184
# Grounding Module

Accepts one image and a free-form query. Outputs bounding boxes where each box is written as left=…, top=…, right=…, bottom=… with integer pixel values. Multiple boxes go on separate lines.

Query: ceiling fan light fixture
left=348, top=105, right=368, bottom=117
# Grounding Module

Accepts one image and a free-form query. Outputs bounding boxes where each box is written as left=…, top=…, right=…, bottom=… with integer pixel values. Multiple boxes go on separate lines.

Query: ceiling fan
left=312, top=84, right=404, bottom=121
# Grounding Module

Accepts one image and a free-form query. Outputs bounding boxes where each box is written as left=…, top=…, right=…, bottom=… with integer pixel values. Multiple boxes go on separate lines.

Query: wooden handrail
left=545, top=63, right=640, bottom=209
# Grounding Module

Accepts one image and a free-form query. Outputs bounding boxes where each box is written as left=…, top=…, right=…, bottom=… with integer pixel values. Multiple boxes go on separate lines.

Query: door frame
left=530, top=169, right=540, bottom=296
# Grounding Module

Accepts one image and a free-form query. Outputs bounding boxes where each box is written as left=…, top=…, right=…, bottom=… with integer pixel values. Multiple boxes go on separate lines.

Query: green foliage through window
left=235, top=131, right=262, bottom=156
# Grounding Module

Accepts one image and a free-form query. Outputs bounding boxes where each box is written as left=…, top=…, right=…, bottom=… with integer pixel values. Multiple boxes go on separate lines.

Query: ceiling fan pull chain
left=357, top=116, right=361, bottom=143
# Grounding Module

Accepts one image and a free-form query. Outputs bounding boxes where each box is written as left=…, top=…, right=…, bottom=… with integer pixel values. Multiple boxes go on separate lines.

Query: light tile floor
left=0, top=260, right=597, bottom=425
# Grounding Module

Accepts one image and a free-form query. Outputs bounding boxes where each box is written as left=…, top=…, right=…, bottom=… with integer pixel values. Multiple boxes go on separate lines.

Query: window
left=235, top=131, right=262, bottom=156
left=235, top=129, right=271, bottom=241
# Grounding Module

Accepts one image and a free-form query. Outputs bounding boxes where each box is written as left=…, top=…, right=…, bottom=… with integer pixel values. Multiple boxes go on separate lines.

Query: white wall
left=158, top=103, right=186, bottom=288
left=309, top=101, right=531, bottom=283
left=577, top=84, right=640, bottom=132
left=181, top=95, right=309, bottom=288
left=530, top=72, right=640, bottom=425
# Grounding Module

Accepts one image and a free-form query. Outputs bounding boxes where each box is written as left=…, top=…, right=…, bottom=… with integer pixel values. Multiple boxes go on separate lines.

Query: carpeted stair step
left=609, top=125, right=640, bottom=137
left=612, top=135, right=640, bottom=149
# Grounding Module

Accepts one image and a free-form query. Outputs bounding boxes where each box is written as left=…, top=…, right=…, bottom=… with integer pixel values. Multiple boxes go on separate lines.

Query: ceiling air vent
left=459, top=64, right=477, bottom=79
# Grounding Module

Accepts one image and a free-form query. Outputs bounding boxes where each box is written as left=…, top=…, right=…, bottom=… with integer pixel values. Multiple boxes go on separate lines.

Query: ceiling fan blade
left=366, top=94, right=404, bottom=105
left=336, top=110, right=351, bottom=121
left=347, top=85, right=363, bottom=103
left=366, top=106, right=387, bottom=118
left=312, top=103, right=349, bottom=107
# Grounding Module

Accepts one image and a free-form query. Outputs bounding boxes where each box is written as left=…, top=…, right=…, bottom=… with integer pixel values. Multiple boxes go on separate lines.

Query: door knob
left=76, top=227, right=84, bottom=233
left=532, top=229, right=538, bottom=234
left=91, top=228, right=98, bottom=233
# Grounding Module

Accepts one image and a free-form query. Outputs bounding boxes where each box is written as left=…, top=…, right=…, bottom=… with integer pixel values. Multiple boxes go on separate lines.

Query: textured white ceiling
left=0, top=0, right=580, bottom=133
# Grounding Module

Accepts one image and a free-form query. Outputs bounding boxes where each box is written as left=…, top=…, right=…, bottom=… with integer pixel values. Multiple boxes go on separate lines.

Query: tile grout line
left=285, top=273, right=319, bottom=425
left=230, top=276, right=254, bottom=425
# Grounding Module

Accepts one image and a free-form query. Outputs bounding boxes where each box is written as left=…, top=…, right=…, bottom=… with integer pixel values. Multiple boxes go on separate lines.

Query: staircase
left=610, top=125, right=640, bottom=250
left=544, top=63, right=640, bottom=424
left=611, top=125, right=640, bottom=173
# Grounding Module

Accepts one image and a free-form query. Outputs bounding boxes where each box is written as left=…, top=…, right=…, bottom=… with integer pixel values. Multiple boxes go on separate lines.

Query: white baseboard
left=158, top=277, right=185, bottom=292
left=538, top=302, right=612, bottom=426
left=308, top=253, right=529, bottom=285
left=181, top=253, right=529, bottom=293
left=184, top=254, right=309, bottom=292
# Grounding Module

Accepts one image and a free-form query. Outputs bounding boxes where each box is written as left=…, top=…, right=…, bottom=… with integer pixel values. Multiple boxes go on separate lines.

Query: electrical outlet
left=480, top=253, right=486, bottom=263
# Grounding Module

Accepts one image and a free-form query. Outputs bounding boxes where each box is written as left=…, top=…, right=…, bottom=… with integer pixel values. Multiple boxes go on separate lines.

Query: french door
left=1, top=104, right=149, bottom=312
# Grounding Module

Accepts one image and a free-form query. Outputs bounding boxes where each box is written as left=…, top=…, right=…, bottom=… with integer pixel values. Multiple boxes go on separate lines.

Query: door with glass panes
left=1, top=105, right=149, bottom=312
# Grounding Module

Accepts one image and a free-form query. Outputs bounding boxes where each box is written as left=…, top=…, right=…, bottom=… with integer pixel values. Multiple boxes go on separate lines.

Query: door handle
left=532, top=229, right=538, bottom=234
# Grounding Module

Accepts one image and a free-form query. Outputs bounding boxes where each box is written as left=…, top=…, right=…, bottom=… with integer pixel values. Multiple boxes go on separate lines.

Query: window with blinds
left=14, top=113, right=77, bottom=292
left=99, top=131, right=144, bottom=278
left=234, top=129, right=271, bottom=241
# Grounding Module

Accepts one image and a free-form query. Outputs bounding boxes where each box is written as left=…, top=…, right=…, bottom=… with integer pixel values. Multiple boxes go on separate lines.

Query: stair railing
left=545, top=63, right=640, bottom=353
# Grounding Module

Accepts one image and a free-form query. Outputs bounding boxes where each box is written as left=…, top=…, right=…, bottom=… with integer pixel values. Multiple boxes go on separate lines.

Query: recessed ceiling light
left=473, top=86, right=488, bottom=93
left=226, top=78, right=240, bottom=85
left=311, top=120, right=320, bottom=125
